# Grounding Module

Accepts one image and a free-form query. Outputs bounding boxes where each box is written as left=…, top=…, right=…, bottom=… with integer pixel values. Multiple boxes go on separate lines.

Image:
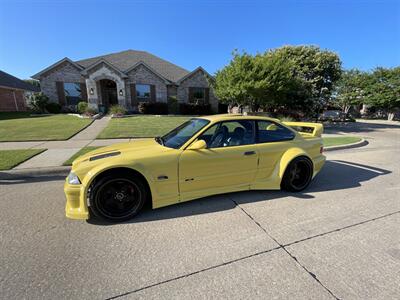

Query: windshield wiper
left=155, top=136, right=164, bottom=146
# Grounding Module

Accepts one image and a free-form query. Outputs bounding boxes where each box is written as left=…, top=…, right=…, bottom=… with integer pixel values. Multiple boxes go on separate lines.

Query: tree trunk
left=388, top=112, right=395, bottom=121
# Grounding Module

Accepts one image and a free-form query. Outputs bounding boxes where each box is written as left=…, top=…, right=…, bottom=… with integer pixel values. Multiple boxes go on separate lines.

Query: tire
left=89, top=174, right=147, bottom=222
left=281, top=156, right=313, bottom=192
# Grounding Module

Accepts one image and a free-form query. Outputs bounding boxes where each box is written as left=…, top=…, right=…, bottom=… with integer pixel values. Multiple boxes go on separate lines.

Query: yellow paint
left=64, top=114, right=325, bottom=220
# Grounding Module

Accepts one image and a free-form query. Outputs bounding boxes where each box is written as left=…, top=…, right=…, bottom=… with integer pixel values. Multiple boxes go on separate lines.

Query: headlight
left=67, top=172, right=81, bottom=185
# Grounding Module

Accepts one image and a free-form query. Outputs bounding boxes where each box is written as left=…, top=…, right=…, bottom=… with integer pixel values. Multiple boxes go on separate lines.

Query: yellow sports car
left=64, top=114, right=325, bottom=222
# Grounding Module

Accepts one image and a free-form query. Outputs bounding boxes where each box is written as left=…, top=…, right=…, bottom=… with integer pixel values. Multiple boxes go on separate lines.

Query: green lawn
left=0, top=149, right=46, bottom=170
left=63, top=146, right=101, bottom=166
left=0, top=112, right=93, bottom=142
left=323, top=136, right=362, bottom=147
left=97, top=116, right=190, bottom=139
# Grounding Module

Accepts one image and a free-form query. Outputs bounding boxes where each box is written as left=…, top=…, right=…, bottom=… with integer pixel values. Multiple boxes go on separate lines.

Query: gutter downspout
left=12, top=90, right=19, bottom=111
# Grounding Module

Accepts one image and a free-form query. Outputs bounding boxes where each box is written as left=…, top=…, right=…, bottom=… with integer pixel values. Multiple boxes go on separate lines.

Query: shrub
left=29, top=93, right=49, bottom=113
left=179, top=103, right=211, bottom=115
left=84, top=107, right=97, bottom=116
left=45, top=102, right=61, bottom=114
left=168, top=96, right=179, bottom=114
left=138, top=102, right=168, bottom=115
left=77, top=101, right=88, bottom=114
left=109, top=105, right=127, bottom=116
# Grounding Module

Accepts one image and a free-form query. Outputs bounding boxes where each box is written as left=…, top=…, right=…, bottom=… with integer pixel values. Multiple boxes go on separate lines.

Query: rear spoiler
left=283, top=122, right=324, bottom=137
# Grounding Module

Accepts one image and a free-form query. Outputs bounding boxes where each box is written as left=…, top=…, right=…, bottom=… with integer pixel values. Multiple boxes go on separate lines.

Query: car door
left=254, top=120, right=296, bottom=183
left=179, top=120, right=258, bottom=201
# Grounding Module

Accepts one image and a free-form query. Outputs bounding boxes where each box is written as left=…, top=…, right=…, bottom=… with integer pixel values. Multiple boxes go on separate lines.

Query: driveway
left=0, top=120, right=399, bottom=299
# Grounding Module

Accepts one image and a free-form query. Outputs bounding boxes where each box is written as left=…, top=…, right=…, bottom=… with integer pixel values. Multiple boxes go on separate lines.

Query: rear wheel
left=89, top=175, right=146, bottom=222
left=281, top=156, right=313, bottom=192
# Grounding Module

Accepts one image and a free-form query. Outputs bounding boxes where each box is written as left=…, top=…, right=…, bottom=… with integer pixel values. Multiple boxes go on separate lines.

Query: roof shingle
left=76, top=50, right=190, bottom=82
left=0, top=70, right=40, bottom=92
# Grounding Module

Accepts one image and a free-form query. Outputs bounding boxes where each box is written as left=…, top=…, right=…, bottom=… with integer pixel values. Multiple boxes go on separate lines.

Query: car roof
left=197, top=114, right=280, bottom=123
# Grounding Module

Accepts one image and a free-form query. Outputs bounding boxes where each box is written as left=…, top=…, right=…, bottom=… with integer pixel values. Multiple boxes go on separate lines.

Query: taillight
left=320, top=146, right=324, bottom=153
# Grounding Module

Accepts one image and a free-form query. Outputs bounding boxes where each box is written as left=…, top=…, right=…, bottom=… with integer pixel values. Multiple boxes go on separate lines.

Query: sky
left=0, top=0, right=399, bottom=79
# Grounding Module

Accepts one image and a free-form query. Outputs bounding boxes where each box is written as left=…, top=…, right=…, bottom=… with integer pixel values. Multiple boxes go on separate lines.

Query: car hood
left=72, top=138, right=168, bottom=166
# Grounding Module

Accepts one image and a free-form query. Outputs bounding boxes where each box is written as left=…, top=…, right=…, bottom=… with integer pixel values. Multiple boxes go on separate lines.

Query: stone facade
left=125, top=64, right=168, bottom=109
left=36, top=57, right=218, bottom=114
left=40, top=61, right=84, bottom=103
left=177, top=69, right=218, bottom=113
left=84, top=62, right=126, bottom=109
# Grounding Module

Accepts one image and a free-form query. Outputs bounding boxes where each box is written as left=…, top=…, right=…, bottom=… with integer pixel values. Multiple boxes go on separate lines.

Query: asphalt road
left=1, top=120, right=399, bottom=299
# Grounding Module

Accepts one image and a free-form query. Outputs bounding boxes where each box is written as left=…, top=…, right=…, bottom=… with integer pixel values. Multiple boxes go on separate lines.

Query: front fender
left=76, top=162, right=156, bottom=215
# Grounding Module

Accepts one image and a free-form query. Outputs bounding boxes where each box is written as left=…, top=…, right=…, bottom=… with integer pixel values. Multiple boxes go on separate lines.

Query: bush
left=138, top=102, right=168, bottom=115
left=109, top=105, right=127, bottom=116
left=77, top=102, right=88, bottom=114
left=179, top=103, right=211, bottom=115
left=168, top=96, right=179, bottom=114
left=29, top=93, right=49, bottom=113
left=84, top=107, right=97, bottom=116
left=45, top=102, right=61, bottom=114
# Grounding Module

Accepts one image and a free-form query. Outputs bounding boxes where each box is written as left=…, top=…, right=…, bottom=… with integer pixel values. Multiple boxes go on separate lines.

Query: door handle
left=244, top=151, right=256, bottom=156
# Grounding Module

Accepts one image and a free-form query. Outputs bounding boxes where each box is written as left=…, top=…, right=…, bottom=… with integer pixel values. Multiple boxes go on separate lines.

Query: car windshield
left=161, top=118, right=210, bottom=149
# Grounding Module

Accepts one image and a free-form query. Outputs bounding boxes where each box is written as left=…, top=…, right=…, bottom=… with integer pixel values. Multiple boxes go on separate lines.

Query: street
left=1, top=120, right=399, bottom=299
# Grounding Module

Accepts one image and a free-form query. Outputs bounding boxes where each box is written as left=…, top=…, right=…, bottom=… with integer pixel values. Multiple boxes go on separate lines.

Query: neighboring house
left=32, top=50, right=218, bottom=113
left=0, top=70, right=40, bottom=111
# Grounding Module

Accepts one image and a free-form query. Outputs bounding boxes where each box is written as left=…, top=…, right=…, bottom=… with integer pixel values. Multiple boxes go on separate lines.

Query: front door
left=179, top=120, right=258, bottom=201
left=100, top=79, right=118, bottom=109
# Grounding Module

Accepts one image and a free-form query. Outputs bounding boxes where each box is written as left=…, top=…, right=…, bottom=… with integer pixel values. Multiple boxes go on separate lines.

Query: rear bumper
left=64, top=181, right=89, bottom=220
left=313, top=155, right=326, bottom=178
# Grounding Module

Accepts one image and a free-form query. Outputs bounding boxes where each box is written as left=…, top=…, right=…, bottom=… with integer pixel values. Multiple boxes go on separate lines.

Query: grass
left=0, top=149, right=46, bottom=170
left=63, top=146, right=101, bottom=166
left=323, top=136, right=362, bottom=147
left=0, top=112, right=93, bottom=142
left=97, top=115, right=190, bottom=139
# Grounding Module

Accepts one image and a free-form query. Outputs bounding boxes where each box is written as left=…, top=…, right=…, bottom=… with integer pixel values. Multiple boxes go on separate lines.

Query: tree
left=29, top=92, right=49, bottom=113
left=333, top=69, right=367, bottom=113
left=213, top=46, right=342, bottom=116
left=269, top=45, right=342, bottom=113
left=24, top=79, right=40, bottom=88
left=364, top=67, right=400, bottom=120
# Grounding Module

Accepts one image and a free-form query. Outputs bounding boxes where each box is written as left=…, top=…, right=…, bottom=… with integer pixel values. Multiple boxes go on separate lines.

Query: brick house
left=32, top=50, right=218, bottom=113
left=0, top=70, right=40, bottom=111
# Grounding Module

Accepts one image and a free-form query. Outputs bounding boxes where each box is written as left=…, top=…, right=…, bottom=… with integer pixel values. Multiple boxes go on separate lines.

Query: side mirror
left=187, top=139, right=207, bottom=150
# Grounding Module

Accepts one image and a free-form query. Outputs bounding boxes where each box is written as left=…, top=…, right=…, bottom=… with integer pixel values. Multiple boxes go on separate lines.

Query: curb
left=0, top=166, right=70, bottom=180
left=324, top=138, right=368, bottom=152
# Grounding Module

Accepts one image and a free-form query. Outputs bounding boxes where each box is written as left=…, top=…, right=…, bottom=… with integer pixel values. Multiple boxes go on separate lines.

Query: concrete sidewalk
left=8, top=116, right=119, bottom=169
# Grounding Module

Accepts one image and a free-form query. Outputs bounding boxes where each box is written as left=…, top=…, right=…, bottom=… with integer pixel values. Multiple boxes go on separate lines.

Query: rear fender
left=277, top=147, right=310, bottom=180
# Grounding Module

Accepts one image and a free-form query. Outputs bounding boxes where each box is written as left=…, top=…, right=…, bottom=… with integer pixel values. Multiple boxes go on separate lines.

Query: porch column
left=86, top=78, right=99, bottom=110
left=116, top=80, right=126, bottom=107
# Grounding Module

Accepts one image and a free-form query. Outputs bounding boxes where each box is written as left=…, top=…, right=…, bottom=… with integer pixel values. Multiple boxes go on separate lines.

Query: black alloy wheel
left=90, top=175, right=146, bottom=222
left=281, top=156, right=313, bottom=192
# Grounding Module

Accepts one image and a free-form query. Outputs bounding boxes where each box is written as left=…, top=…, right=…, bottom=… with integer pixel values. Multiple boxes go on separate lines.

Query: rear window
left=257, top=121, right=295, bottom=143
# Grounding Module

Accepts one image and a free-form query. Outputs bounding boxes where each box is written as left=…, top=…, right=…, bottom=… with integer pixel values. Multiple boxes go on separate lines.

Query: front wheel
left=281, top=156, right=313, bottom=192
left=89, top=175, right=147, bottom=222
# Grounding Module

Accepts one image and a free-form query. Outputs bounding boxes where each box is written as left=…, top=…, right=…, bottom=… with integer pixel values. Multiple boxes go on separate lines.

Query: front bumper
left=64, top=181, right=89, bottom=220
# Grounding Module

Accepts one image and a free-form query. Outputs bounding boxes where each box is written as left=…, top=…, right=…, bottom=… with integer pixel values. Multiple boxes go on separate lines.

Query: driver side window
left=198, top=120, right=255, bottom=148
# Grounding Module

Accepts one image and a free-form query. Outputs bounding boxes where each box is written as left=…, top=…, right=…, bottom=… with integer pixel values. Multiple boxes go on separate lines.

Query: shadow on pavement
left=88, top=160, right=391, bottom=226
left=324, top=121, right=400, bottom=134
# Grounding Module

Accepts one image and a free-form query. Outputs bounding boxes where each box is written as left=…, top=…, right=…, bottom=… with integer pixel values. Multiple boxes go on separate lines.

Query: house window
left=189, top=87, right=207, bottom=105
left=136, top=84, right=151, bottom=101
left=64, top=82, right=81, bottom=105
